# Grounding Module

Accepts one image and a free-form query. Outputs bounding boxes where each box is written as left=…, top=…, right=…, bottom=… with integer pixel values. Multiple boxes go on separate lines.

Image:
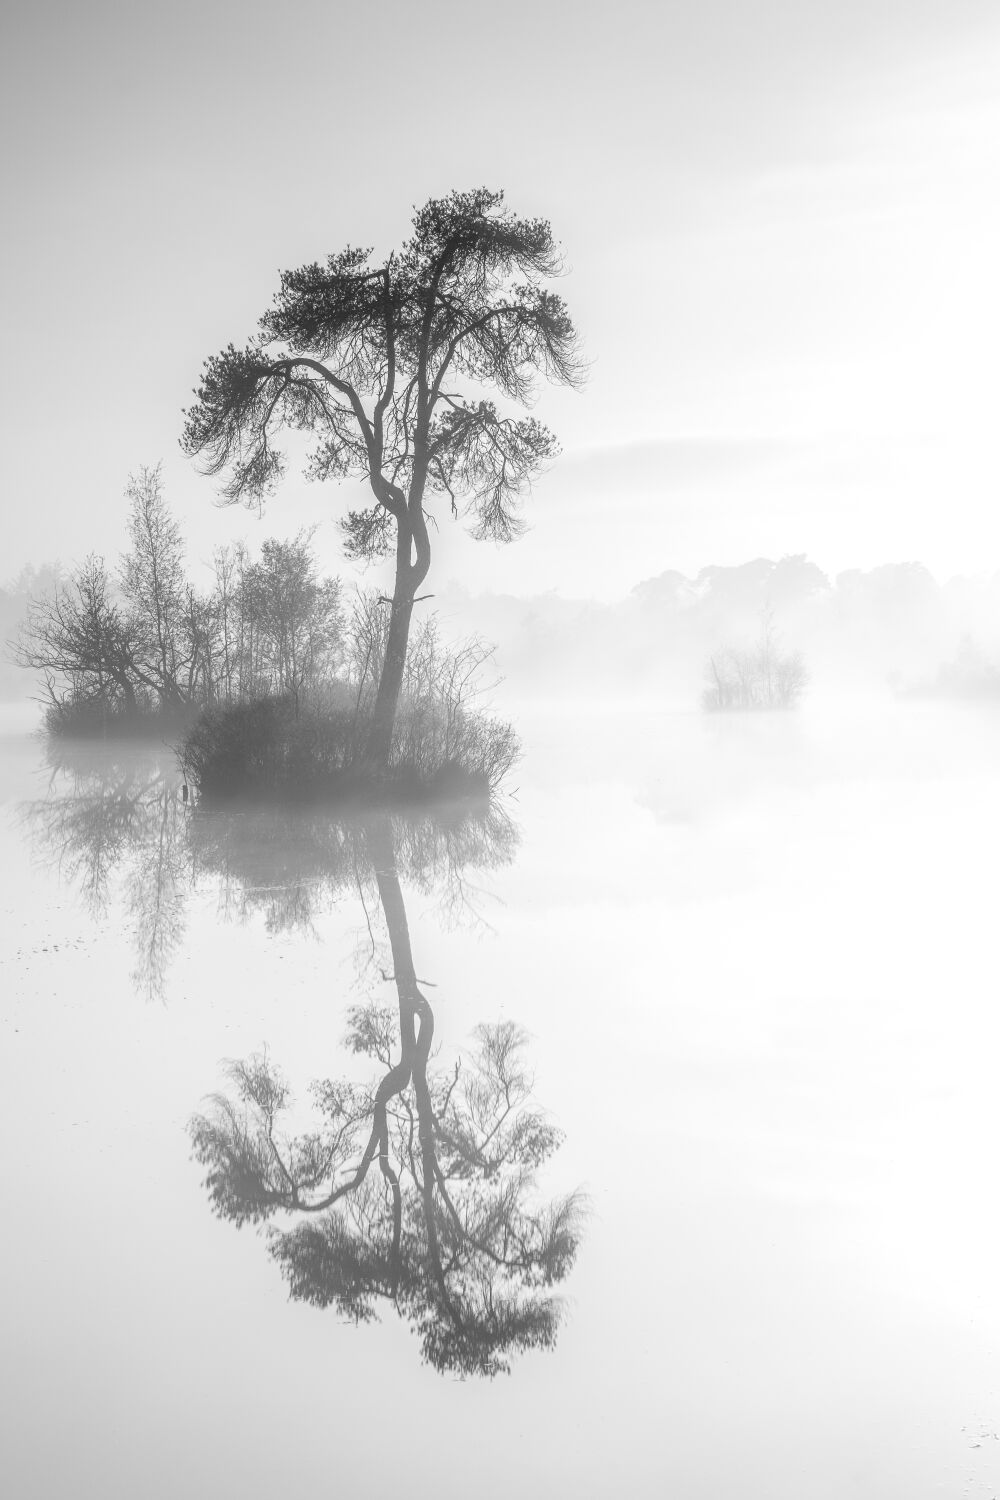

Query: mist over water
left=6, top=0, right=1000, bottom=1489
left=3, top=689, right=1000, bottom=1498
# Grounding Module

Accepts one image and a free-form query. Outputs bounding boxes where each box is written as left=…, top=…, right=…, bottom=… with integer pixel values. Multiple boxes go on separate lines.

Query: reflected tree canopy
left=20, top=741, right=188, bottom=998
left=190, top=818, right=583, bottom=1378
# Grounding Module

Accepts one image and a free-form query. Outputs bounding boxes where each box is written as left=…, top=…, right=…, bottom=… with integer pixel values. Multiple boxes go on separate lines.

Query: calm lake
left=2, top=696, right=999, bottom=1499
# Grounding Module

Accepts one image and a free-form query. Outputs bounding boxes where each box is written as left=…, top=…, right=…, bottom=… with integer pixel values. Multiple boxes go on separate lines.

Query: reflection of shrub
left=703, top=616, right=808, bottom=712
left=188, top=798, right=519, bottom=933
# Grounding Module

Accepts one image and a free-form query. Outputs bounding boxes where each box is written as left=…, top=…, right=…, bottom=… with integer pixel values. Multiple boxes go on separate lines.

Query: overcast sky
left=3, top=0, right=1000, bottom=598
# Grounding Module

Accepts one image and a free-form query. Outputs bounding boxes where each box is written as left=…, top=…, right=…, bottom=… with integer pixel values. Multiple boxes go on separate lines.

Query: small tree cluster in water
left=703, top=613, right=808, bottom=712
left=14, top=466, right=518, bottom=798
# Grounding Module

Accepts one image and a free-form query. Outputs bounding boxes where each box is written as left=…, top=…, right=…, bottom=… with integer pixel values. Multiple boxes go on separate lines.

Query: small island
left=14, top=190, right=582, bottom=807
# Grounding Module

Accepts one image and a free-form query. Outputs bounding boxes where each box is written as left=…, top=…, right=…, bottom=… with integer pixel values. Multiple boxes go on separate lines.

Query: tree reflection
left=20, top=741, right=188, bottom=999
left=19, top=743, right=517, bottom=994
left=188, top=797, right=518, bottom=939
left=19, top=746, right=583, bottom=1372
left=190, top=816, right=583, bottom=1378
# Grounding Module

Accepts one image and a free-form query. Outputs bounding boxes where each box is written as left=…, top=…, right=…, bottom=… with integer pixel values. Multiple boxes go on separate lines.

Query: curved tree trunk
left=364, top=510, right=428, bottom=770
left=369, top=816, right=457, bottom=1325
left=364, top=583, right=414, bottom=769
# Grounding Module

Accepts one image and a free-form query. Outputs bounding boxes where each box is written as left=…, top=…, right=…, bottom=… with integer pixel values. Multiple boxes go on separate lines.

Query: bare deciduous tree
left=15, top=554, right=144, bottom=722
left=242, top=531, right=343, bottom=712
left=704, top=609, right=809, bottom=712
left=120, top=464, right=188, bottom=707
left=13, top=475, right=349, bottom=731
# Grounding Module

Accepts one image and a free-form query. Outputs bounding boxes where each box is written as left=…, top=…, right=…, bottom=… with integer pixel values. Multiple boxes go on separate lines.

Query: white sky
left=3, top=0, right=1000, bottom=598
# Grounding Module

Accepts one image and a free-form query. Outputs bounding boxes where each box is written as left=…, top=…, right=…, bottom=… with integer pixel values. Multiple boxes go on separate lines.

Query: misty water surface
left=2, top=698, right=1000, bottom=1499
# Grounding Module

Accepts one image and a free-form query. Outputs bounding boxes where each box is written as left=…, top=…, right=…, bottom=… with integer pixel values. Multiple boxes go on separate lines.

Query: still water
left=2, top=697, right=999, bottom=1498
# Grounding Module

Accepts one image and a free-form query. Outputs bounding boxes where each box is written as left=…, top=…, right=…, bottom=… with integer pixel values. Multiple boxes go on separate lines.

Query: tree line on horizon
left=428, top=553, right=1000, bottom=699
left=11, top=533, right=1000, bottom=714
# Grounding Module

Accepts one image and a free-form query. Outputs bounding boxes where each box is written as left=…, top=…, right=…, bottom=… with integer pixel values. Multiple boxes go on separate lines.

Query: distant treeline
left=434, top=555, right=1000, bottom=699
left=10, top=534, right=1000, bottom=711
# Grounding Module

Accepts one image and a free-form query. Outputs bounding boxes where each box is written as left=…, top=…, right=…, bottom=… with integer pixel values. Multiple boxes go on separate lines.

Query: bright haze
left=3, top=0, right=999, bottom=598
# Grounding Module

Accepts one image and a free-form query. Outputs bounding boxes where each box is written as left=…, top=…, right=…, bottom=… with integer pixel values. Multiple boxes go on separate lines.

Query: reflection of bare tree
left=19, top=742, right=188, bottom=999
left=125, top=793, right=188, bottom=1002
left=190, top=816, right=583, bottom=1378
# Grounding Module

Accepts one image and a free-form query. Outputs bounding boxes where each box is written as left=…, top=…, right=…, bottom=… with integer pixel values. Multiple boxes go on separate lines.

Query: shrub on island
left=44, top=692, right=201, bottom=740
left=179, top=693, right=520, bottom=804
